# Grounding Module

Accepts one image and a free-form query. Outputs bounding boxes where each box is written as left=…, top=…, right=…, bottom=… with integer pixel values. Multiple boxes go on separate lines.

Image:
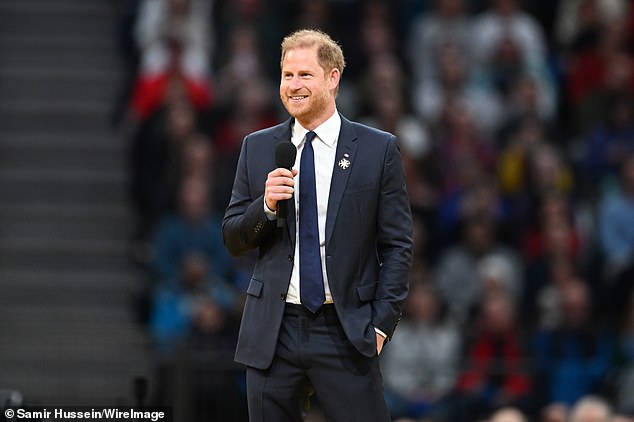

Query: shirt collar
left=291, top=111, right=341, bottom=149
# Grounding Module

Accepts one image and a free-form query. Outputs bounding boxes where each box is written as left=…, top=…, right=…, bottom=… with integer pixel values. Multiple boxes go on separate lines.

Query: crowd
left=112, top=0, right=634, bottom=420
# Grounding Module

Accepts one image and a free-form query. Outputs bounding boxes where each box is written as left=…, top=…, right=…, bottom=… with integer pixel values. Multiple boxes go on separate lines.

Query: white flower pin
left=338, top=158, right=351, bottom=170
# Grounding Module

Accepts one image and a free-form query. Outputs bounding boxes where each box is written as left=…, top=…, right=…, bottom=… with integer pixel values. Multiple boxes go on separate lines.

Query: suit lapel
left=326, top=116, right=358, bottom=247
left=273, top=118, right=296, bottom=246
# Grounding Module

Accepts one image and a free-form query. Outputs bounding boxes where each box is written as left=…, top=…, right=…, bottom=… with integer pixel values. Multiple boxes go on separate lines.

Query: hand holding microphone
left=265, top=142, right=297, bottom=227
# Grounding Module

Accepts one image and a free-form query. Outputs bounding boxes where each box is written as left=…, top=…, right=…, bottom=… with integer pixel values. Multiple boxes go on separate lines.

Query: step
left=0, top=321, right=151, bottom=351
left=0, top=268, right=140, bottom=290
left=0, top=108, right=113, bottom=133
left=0, top=146, right=126, bottom=174
left=0, top=303, right=138, bottom=325
left=1, top=49, right=119, bottom=71
left=0, top=67, right=121, bottom=83
left=0, top=179, right=128, bottom=206
left=0, top=237, right=131, bottom=271
left=0, top=0, right=114, bottom=15
left=0, top=368, right=155, bottom=407
left=0, top=167, right=124, bottom=184
left=0, top=71, right=122, bottom=103
left=0, top=202, right=130, bottom=221
left=0, top=9, right=115, bottom=38
left=0, top=132, right=124, bottom=150
left=0, top=100, right=110, bottom=114
left=0, top=34, right=114, bottom=50
left=0, top=220, right=131, bottom=246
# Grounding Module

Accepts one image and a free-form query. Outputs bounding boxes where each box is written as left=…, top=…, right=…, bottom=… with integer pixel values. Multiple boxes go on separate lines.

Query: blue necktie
left=299, top=131, right=325, bottom=313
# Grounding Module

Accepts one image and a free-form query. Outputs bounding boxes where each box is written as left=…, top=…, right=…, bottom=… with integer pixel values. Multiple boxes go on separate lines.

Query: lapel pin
left=338, top=158, right=351, bottom=170
left=344, top=153, right=349, bottom=158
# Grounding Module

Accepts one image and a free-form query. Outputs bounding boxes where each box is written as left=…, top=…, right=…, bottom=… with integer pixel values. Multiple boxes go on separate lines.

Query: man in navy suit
left=223, top=29, right=413, bottom=422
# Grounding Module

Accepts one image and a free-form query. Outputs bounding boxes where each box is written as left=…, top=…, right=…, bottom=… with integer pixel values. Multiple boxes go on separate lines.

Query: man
left=569, top=396, right=613, bottom=422
left=489, top=407, right=527, bottom=422
left=223, top=29, right=413, bottom=422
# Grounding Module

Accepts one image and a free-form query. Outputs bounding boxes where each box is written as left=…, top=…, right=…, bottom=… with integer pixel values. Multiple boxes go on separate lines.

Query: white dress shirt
left=264, top=111, right=339, bottom=303
left=287, top=111, right=340, bottom=304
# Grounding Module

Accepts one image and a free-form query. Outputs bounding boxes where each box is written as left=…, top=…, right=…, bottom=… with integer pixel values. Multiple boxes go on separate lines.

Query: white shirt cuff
left=263, top=198, right=276, bottom=220
left=374, top=327, right=387, bottom=339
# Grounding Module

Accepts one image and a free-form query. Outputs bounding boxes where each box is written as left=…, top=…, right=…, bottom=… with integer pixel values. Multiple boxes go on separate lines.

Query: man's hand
left=265, top=168, right=298, bottom=211
left=376, top=332, right=386, bottom=355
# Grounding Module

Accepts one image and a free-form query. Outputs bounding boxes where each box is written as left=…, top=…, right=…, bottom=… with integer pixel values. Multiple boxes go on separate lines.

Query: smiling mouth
left=289, top=95, right=308, bottom=101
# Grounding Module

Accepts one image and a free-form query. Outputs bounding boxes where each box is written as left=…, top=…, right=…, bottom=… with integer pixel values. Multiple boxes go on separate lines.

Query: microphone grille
left=275, top=141, right=297, bottom=169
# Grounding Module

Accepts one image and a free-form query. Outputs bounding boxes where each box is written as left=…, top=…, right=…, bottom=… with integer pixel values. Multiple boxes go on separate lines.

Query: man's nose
left=289, top=76, right=302, bottom=89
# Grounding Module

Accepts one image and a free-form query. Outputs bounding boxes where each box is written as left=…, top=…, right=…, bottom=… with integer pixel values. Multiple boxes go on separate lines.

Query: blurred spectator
left=214, top=23, right=271, bottom=108
left=150, top=251, right=244, bottom=421
left=437, top=176, right=511, bottom=249
left=497, top=114, right=547, bottom=196
left=470, top=0, right=556, bottom=123
left=566, top=12, right=634, bottom=108
left=214, top=0, right=284, bottom=80
left=414, top=44, right=503, bottom=135
left=131, top=0, right=213, bottom=119
left=525, top=144, right=573, bottom=199
left=541, top=402, right=569, bottom=422
left=533, top=257, right=579, bottom=330
left=569, top=395, right=612, bottom=422
left=213, top=78, right=278, bottom=213
left=611, top=292, right=634, bottom=416
left=510, top=144, right=574, bottom=250
left=152, top=177, right=231, bottom=283
left=597, top=152, right=634, bottom=325
left=432, top=99, right=497, bottom=199
left=381, top=280, right=460, bottom=421
left=470, top=0, right=547, bottom=70
left=452, top=291, right=532, bottom=421
left=502, top=74, right=554, bottom=132
left=598, top=152, right=634, bottom=273
left=583, top=94, right=634, bottom=190
left=287, top=0, right=334, bottom=35
left=574, top=52, right=634, bottom=138
left=150, top=252, right=237, bottom=350
left=489, top=407, right=528, bottom=422
left=407, top=0, right=472, bottom=84
left=179, top=133, right=215, bottom=183
left=359, top=71, right=430, bottom=161
left=434, top=213, right=522, bottom=325
left=521, top=192, right=582, bottom=322
left=555, top=0, right=626, bottom=53
left=354, top=0, right=403, bottom=72
left=129, top=96, right=198, bottom=249
left=533, top=280, right=612, bottom=407
left=477, top=252, right=523, bottom=305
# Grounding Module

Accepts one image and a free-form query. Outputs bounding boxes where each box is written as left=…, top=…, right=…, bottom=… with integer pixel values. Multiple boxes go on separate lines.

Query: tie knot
left=305, top=131, right=317, bottom=144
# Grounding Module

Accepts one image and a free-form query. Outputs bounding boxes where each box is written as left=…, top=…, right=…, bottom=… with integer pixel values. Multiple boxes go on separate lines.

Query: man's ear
left=328, top=68, right=340, bottom=92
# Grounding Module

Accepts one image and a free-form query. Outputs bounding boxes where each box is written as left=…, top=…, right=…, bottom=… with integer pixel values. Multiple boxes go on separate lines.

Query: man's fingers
left=268, top=168, right=295, bottom=180
left=265, top=168, right=296, bottom=211
left=267, top=185, right=294, bottom=196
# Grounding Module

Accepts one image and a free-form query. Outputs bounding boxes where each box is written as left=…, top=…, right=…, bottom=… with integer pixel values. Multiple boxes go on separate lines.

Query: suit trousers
left=246, top=304, right=390, bottom=422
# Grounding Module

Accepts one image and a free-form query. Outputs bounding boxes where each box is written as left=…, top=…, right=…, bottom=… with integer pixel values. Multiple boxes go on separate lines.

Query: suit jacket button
left=280, top=293, right=287, bottom=300
left=287, top=255, right=293, bottom=261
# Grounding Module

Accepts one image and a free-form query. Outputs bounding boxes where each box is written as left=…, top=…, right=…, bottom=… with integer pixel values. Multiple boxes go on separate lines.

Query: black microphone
left=274, top=141, right=297, bottom=228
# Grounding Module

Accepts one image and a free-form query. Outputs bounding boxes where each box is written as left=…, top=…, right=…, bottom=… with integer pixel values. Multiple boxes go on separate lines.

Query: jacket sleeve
left=222, top=136, right=276, bottom=256
left=372, top=135, right=414, bottom=339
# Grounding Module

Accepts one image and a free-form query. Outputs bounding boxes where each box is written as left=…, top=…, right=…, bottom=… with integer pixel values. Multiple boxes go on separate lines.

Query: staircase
left=0, top=0, right=154, bottom=405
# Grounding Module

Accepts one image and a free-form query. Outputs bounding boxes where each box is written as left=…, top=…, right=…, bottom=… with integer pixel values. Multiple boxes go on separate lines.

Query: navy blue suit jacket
left=223, top=115, right=413, bottom=370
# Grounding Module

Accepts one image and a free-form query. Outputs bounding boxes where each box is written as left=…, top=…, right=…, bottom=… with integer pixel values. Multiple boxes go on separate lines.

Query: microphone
left=274, top=141, right=297, bottom=228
